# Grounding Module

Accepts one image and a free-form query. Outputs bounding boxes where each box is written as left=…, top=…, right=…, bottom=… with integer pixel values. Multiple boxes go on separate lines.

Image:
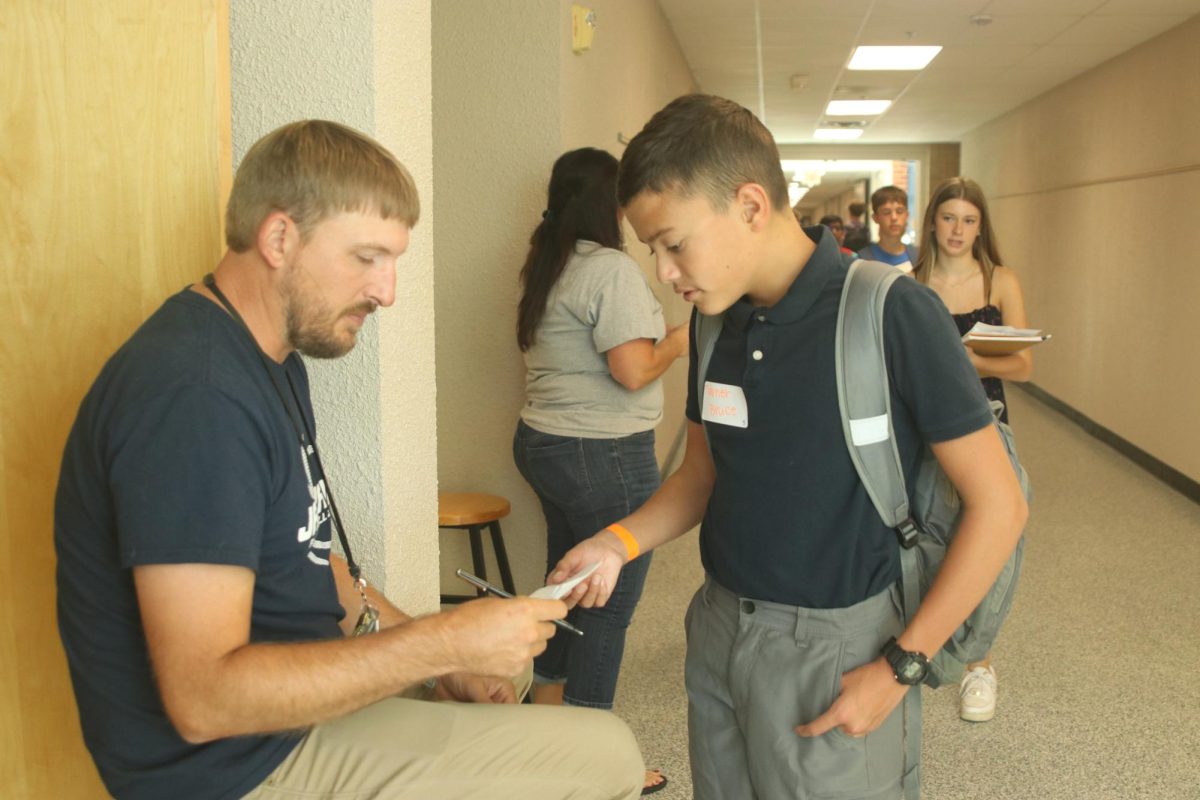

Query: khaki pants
left=242, top=669, right=643, bottom=800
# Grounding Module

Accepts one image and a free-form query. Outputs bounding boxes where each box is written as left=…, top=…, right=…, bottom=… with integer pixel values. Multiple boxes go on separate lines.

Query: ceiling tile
left=872, top=0, right=988, bottom=15
left=1049, top=13, right=1191, bottom=45
left=982, top=0, right=1107, bottom=13
left=927, top=43, right=1042, bottom=69
left=760, top=0, right=875, bottom=17
left=1094, top=0, right=1200, bottom=13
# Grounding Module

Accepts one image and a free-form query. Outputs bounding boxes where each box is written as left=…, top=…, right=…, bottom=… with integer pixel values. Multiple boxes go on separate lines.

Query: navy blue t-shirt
left=687, top=228, right=992, bottom=608
left=54, top=288, right=345, bottom=800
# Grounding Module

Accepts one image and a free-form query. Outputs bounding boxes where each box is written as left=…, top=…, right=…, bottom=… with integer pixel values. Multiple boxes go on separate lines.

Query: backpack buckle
left=896, top=518, right=920, bottom=549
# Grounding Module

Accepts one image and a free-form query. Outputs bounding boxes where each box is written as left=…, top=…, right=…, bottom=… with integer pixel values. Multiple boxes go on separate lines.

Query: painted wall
left=372, top=2, right=440, bottom=613
left=230, top=0, right=439, bottom=610
left=559, top=0, right=697, bottom=475
left=431, top=0, right=560, bottom=595
left=960, top=13, right=1200, bottom=483
left=433, top=1, right=695, bottom=594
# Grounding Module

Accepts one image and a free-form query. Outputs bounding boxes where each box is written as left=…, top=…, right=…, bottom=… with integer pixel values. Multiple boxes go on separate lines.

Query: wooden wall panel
left=0, top=2, right=228, bottom=796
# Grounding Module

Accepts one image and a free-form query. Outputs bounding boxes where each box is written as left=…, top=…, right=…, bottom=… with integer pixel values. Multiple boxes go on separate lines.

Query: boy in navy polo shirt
left=551, top=94, right=1027, bottom=799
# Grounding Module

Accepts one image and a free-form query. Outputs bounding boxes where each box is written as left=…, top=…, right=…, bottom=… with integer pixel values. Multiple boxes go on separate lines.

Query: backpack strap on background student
left=835, top=258, right=922, bottom=800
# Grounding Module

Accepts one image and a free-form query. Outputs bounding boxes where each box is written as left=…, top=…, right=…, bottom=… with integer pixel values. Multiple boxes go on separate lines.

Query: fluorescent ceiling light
left=848, top=46, right=942, bottom=71
left=814, top=128, right=864, bottom=141
left=787, top=184, right=809, bottom=206
left=825, top=99, right=892, bottom=116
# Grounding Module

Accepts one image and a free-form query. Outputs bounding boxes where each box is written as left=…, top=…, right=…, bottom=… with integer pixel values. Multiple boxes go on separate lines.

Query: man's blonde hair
left=225, top=120, right=419, bottom=252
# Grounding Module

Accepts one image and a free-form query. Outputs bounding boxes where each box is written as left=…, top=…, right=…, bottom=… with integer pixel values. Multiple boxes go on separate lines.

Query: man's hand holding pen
left=455, top=569, right=585, bottom=636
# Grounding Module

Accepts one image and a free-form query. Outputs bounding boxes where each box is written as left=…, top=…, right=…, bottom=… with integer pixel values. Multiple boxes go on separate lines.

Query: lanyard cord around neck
left=201, top=273, right=366, bottom=586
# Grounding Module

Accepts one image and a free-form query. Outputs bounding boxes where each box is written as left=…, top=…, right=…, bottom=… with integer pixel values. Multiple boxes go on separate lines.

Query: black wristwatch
left=882, top=636, right=930, bottom=686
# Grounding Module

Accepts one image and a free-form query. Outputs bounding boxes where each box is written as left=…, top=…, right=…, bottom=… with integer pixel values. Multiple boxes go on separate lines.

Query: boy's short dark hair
left=870, top=185, right=908, bottom=212
left=848, top=201, right=866, bottom=217
left=819, top=214, right=844, bottom=228
left=617, top=94, right=789, bottom=212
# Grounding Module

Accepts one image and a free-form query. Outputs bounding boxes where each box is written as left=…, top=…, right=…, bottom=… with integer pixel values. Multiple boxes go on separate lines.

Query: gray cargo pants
left=684, top=576, right=913, bottom=799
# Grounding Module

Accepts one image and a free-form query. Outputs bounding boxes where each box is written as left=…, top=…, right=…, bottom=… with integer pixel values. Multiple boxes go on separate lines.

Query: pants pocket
left=518, top=434, right=590, bottom=507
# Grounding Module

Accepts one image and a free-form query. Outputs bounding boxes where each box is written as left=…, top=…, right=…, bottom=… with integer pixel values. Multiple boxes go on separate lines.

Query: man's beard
left=282, top=268, right=373, bottom=359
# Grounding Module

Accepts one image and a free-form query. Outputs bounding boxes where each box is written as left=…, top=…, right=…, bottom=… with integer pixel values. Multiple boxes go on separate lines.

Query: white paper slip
left=701, top=381, right=749, bottom=428
left=530, top=561, right=602, bottom=600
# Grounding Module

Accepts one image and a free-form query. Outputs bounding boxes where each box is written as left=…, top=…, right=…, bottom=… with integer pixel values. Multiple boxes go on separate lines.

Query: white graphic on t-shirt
left=296, top=443, right=332, bottom=566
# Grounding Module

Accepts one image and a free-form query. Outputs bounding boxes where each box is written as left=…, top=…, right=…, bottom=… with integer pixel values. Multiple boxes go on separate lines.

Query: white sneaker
left=959, top=665, right=998, bottom=722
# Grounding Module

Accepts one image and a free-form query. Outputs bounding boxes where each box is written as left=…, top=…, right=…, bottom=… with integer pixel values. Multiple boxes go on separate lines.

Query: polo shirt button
left=741, top=600, right=756, bottom=614
left=752, top=350, right=763, bottom=361
left=756, top=314, right=766, bottom=322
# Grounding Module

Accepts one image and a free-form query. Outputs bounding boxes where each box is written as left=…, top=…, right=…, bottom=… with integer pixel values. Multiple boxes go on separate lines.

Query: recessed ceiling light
left=847, top=46, right=942, bottom=71
left=814, top=128, right=864, bottom=140
left=826, top=99, right=892, bottom=116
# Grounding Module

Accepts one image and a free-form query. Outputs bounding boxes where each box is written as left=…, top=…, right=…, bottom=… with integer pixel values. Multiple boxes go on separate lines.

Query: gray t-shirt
left=521, top=241, right=665, bottom=438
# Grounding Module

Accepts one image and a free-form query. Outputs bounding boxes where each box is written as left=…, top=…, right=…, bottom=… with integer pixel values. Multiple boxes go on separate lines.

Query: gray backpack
left=694, top=259, right=1029, bottom=687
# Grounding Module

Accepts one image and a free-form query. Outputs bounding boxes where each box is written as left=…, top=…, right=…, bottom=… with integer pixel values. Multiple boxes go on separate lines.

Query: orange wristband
left=605, top=523, right=640, bottom=562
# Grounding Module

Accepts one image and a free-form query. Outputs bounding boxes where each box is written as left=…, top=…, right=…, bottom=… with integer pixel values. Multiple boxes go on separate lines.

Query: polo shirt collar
left=725, top=224, right=844, bottom=328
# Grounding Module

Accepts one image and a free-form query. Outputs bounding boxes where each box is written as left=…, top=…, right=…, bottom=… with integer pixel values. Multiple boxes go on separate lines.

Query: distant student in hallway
left=859, top=185, right=918, bottom=272
left=513, top=147, right=687, bottom=795
left=914, top=176, right=1034, bottom=721
left=818, top=213, right=857, bottom=261
left=844, top=200, right=870, bottom=251
left=547, top=94, right=1027, bottom=800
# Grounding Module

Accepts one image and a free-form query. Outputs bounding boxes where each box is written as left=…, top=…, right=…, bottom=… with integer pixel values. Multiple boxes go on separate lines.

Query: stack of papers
left=962, top=322, right=1051, bottom=355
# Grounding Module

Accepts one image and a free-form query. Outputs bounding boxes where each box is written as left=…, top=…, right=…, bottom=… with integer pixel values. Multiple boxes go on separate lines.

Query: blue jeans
left=512, top=420, right=658, bottom=709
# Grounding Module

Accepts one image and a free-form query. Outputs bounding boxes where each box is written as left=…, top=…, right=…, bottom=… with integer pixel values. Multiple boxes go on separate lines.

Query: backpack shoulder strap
left=694, top=310, right=724, bottom=406
left=835, top=259, right=910, bottom=529
left=839, top=259, right=925, bottom=800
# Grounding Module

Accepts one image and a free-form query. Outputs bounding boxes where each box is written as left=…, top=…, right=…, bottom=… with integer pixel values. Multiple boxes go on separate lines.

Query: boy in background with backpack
left=550, top=94, right=1027, bottom=800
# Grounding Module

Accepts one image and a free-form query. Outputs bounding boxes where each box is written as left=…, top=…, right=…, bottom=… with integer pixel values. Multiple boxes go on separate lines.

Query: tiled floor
left=614, top=388, right=1200, bottom=799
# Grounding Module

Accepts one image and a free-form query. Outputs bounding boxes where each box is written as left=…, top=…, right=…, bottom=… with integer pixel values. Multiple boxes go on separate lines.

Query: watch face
left=901, top=660, right=925, bottom=681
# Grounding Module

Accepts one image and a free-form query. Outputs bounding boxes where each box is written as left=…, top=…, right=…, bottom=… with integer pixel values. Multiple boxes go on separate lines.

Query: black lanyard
left=201, top=273, right=366, bottom=586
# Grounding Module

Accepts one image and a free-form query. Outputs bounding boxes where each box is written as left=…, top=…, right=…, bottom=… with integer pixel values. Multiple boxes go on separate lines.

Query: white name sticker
left=702, top=381, right=749, bottom=428
left=850, top=413, right=890, bottom=446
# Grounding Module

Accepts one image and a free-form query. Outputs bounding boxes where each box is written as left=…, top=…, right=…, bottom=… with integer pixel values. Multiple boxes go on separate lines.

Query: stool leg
left=489, top=520, right=517, bottom=596
left=469, top=526, right=488, bottom=597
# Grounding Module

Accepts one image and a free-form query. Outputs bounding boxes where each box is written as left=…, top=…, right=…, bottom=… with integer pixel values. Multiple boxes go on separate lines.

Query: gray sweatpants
left=684, top=576, right=913, bottom=799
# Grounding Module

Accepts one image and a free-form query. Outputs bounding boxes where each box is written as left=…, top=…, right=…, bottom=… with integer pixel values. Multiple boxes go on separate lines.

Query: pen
left=455, top=569, right=585, bottom=637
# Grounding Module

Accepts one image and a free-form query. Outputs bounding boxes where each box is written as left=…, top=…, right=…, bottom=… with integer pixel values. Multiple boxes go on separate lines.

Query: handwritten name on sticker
left=701, top=381, right=749, bottom=428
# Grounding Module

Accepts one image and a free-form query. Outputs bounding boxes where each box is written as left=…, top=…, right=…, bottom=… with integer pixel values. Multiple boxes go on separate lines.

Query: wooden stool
left=439, top=492, right=516, bottom=604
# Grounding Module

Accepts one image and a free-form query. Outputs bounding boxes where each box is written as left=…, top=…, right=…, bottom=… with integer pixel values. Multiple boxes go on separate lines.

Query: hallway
left=614, top=388, right=1200, bottom=799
